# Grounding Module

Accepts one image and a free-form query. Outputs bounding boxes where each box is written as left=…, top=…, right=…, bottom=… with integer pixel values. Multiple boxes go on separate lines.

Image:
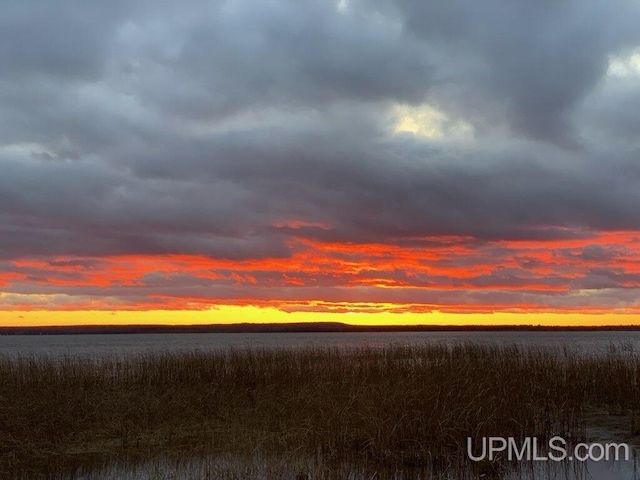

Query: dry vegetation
left=0, top=343, right=639, bottom=479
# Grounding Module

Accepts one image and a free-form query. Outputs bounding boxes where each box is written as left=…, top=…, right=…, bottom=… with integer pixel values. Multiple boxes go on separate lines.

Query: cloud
left=371, top=0, right=640, bottom=146
left=2, top=0, right=640, bottom=315
left=0, top=0, right=133, bottom=80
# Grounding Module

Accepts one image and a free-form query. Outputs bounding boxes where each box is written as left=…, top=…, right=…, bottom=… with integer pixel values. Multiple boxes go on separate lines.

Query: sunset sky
left=3, top=0, right=640, bottom=326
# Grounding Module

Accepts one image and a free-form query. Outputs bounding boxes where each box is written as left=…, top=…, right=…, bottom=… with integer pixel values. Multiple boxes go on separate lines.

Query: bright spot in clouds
left=607, top=49, right=640, bottom=77
left=391, top=104, right=474, bottom=140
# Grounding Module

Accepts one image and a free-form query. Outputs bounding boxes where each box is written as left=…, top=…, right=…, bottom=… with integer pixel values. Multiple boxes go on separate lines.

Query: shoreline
left=5, top=322, right=640, bottom=335
left=2, top=343, right=640, bottom=478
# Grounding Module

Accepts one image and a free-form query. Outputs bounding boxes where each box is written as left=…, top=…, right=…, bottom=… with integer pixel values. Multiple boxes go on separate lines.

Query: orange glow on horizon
left=2, top=307, right=640, bottom=328
left=3, top=230, right=640, bottom=324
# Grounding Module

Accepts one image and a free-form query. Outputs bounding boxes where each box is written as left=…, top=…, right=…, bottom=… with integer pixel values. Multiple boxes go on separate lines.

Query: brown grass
left=0, top=343, right=638, bottom=478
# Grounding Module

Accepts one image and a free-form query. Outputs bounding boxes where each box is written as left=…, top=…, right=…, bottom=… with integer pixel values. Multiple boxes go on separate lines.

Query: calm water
left=66, top=454, right=640, bottom=480
left=0, top=330, right=639, bottom=359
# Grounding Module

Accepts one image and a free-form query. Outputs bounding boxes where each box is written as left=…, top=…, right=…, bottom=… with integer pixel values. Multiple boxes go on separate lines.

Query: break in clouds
left=2, top=0, right=640, bottom=314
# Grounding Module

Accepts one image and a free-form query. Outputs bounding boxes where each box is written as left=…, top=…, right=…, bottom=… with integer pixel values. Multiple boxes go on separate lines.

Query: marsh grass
left=0, top=343, right=638, bottom=478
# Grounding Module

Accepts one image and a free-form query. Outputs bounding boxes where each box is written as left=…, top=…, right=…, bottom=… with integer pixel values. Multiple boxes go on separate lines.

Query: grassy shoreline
left=1, top=344, right=639, bottom=478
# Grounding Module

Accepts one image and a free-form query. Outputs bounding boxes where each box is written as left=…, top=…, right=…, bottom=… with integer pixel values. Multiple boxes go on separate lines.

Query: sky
left=2, top=0, right=640, bottom=326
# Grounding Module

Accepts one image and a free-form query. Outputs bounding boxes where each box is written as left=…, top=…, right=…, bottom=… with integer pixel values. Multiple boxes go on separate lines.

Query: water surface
left=1, top=330, right=638, bottom=359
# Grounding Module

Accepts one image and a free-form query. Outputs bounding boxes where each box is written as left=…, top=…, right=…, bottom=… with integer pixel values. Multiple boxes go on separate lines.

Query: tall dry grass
left=0, top=343, right=638, bottom=478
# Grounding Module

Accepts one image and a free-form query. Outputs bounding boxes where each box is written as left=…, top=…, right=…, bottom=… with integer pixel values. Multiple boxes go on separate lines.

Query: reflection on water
left=57, top=452, right=640, bottom=480
left=502, top=455, right=640, bottom=480
left=2, top=331, right=640, bottom=359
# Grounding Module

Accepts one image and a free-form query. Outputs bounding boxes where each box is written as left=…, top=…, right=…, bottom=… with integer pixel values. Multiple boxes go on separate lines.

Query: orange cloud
left=3, top=230, right=640, bottom=318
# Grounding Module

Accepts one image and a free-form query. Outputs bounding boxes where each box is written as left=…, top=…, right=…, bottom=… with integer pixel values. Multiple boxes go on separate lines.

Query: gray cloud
left=372, top=0, right=640, bottom=145
left=0, top=0, right=135, bottom=80
left=2, top=0, right=640, bottom=312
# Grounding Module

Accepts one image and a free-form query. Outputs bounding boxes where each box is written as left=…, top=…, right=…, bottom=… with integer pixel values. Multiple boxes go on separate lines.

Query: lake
left=0, top=330, right=639, bottom=359
left=3, top=330, right=640, bottom=480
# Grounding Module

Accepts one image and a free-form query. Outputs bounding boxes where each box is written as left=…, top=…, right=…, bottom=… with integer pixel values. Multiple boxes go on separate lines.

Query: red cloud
left=3, top=230, right=640, bottom=314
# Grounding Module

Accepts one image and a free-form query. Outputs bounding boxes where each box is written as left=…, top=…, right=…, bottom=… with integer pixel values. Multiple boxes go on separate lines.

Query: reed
left=0, top=343, right=637, bottom=478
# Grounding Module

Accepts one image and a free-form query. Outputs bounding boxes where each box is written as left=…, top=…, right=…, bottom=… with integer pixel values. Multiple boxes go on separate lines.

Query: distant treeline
left=3, top=322, right=640, bottom=335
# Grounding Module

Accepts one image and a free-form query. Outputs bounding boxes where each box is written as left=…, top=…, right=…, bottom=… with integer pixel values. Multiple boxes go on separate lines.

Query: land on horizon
left=4, top=322, right=640, bottom=335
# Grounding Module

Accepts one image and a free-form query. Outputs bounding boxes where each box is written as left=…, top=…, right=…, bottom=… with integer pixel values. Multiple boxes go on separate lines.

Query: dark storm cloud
left=153, top=1, right=434, bottom=119
left=0, top=0, right=136, bottom=80
left=367, top=0, right=640, bottom=145
left=4, top=120, right=640, bottom=261
left=578, top=71, right=640, bottom=143
left=2, top=0, right=640, bottom=312
left=126, top=128, right=640, bottom=242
